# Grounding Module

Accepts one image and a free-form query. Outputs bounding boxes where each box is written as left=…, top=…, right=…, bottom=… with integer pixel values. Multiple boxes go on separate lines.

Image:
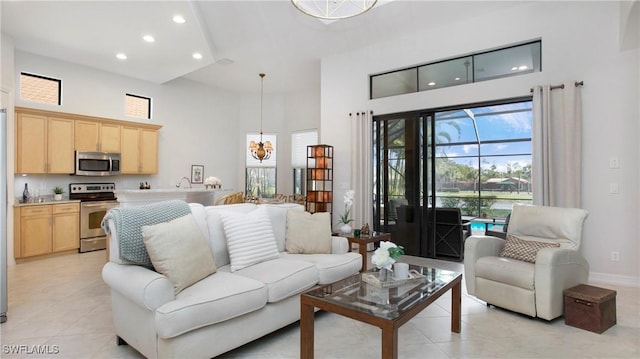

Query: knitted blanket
left=102, top=200, right=191, bottom=268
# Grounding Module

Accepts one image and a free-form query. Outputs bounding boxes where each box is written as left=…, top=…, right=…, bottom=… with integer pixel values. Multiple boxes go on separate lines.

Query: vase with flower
left=371, top=241, right=405, bottom=281
left=338, top=189, right=355, bottom=234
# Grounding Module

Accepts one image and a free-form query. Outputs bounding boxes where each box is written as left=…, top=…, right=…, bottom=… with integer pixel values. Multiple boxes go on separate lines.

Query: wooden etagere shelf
left=306, top=144, right=333, bottom=215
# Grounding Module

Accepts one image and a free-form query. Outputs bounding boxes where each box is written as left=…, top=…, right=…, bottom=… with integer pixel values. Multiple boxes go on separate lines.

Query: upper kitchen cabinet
left=16, top=110, right=74, bottom=174
left=15, top=107, right=162, bottom=176
left=75, top=120, right=121, bottom=153
left=121, top=126, right=159, bottom=174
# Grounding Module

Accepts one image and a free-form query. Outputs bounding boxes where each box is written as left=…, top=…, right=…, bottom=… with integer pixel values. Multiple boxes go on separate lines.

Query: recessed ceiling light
left=116, top=53, right=127, bottom=60
left=192, top=52, right=203, bottom=60
left=173, top=15, right=186, bottom=24
left=428, top=82, right=436, bottom=86
left=454, top=77, right=461, bottom=81
left=518, top=65, right=528, bottom=71
left=511, top=66, right=518, bottom=71
left=143, top=35, right=155, bottom=43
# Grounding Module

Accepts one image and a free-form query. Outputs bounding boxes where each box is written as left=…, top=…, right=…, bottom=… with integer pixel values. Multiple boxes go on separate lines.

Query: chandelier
left=291, top=0, right=377, bottom=20
left=248, top=73, right=273, bottom=162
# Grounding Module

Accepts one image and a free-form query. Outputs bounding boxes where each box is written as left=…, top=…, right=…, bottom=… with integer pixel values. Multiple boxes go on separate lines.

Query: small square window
left=125, top=93, right=151, bottom=119
left=20, top=72, right=61, bottom=105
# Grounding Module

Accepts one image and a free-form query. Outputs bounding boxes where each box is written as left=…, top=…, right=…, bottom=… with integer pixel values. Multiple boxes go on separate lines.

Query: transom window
left=20, top=72, right=61, bottom=105
left=125, top=93, right=152, bottom=119
left=370, top=40, right=541, bottom=99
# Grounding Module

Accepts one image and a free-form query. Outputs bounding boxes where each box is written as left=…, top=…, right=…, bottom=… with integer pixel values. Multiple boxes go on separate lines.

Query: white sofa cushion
left=142, top=214, right=217, bottom=294
left=262, top=203, right=304, bottom=252
left=229, top=258, right=318, bottom=303
left=154, top=271, right=268, bottom=339
left=282, top=252, right=362, bottom=284
left=285, top=210, right=332, bottom=254
left=205, top=203, right=257, bottom=267
left=220, top=206, right=280, bottom=272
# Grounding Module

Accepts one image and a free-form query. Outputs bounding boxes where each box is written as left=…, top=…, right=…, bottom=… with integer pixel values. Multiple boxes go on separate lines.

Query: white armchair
left=464, top=204, right=589, bottom=320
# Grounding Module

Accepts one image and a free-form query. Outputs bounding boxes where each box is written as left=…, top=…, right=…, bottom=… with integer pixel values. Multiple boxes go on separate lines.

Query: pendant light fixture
left=291, top=0, right=377, bottom=20
left=248, top=73, right=273, bottom=162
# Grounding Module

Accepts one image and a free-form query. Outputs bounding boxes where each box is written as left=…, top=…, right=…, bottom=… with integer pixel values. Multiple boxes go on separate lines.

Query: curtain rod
left=348, top=111, right=374, bottom=116
left=530, top=81, right=583, bottom=93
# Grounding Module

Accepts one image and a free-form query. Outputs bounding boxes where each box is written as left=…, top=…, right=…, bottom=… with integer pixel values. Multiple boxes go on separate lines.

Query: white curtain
left=532, top=83, right=583, bottom=208
left=350, top=111, right=373, bottom=228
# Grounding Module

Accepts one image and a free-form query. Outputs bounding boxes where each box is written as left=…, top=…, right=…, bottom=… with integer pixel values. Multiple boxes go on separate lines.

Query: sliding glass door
left=374, top=111, right=431, bottom=256
left=373, top=98, right=533, bottom=260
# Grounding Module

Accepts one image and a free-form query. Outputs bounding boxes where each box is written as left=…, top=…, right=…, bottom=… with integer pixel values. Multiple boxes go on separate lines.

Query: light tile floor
left=1, top=250, right=638, bottom=358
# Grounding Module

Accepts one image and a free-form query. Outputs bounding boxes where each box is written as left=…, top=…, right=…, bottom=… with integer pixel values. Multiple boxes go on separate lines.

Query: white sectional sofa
left=101, top=201, right=361, bottom=359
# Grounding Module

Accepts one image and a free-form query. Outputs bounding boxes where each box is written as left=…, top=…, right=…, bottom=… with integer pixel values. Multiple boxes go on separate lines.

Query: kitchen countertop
left=115, top=188, right=225, bottom=193
left=114, top=188, right=233, bottom=207
left=14, top=199, right=80, bottom=207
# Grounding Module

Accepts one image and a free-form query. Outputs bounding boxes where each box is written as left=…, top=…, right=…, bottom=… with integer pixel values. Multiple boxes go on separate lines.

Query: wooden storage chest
left=564, top=284, right=616, bottom=334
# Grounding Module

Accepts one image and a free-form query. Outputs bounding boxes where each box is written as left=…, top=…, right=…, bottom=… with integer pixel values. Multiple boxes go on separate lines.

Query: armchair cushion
left=499, top=234, right=560, bottom=263
left=508, top=204, right=588, bottom=250
left=142, top=214, right=217, bottom=294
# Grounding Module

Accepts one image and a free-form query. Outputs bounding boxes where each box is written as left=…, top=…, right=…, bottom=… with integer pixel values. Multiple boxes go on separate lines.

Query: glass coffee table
left=300, top=265, right=462, bottom=359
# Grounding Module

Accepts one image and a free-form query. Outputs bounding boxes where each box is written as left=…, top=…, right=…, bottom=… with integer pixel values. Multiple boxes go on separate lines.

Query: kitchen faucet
left=176, top=176, right=192, bottom=189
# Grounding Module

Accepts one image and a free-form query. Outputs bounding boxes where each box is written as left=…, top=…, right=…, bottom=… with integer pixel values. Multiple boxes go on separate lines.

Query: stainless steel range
left=69, top=182, right=118, bottom=253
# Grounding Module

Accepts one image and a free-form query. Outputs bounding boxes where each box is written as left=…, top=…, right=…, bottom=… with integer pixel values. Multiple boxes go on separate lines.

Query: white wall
left=12, top=51, right=241, bottom=193
left=321, top=1, right=639, bottom=285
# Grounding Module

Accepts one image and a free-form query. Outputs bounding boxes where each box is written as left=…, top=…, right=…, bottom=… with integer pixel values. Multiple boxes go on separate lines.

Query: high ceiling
left=2, top=1, right=528, bottom=94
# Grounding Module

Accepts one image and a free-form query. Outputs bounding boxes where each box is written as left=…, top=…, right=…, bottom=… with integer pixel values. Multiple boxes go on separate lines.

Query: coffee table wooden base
left=300, top=276, right=461, bottom=359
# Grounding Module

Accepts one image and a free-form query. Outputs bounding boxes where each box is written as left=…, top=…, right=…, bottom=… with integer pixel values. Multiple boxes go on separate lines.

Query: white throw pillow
left=285, top=210, right=332, bottom=254
left=142, top=214, right=217, bottom=294
left=220, top=206, right=280, bottom=272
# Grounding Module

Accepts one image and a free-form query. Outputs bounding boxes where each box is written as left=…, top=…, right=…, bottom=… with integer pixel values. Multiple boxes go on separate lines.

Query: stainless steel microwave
left=75, top=151, right=121, bottom=176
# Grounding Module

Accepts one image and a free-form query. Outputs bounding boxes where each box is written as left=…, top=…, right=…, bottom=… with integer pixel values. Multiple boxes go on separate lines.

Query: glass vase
left=378, top=268, right=390, bottom=282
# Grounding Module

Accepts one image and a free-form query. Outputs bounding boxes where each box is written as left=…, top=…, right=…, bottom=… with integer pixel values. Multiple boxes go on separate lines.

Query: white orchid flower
left=344, top=190, right=355, bottom=205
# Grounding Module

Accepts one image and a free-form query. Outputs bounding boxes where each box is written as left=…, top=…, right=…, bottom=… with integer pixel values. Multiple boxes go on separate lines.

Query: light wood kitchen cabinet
left=15, top=107, right=161, bottom=176
left=75, top=120, right=121, bottom=153
left=17, top=206, right=52, bottom=257
left=52, top=204, right=81, bottom=252
left=48, top=117, right=75, bottom=173
left=15, top=111, right=74, bottom=174
left=121, top=126, right=159, bottom=174
left=14, top=203, right=80, bottom=259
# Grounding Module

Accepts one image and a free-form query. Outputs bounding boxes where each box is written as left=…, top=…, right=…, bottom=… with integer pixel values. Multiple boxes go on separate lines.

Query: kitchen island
left=115, top=188, right=233, bottom=207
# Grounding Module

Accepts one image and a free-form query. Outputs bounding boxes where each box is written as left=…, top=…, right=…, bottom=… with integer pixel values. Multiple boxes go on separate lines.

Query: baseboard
left=588, top=271, right=640, bottom=288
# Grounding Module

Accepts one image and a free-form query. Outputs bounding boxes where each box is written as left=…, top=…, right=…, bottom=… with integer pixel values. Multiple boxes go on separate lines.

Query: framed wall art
left=191, top=165, right=204, bottom=184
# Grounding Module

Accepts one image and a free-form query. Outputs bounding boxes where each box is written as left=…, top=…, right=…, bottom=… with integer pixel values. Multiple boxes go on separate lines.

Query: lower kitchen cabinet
left=52, top=204, right=81, bottom=252
left=14, top=202, right=80, bottom=258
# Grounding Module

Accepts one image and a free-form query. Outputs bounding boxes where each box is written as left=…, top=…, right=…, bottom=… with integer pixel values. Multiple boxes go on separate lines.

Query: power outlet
left=611, top=251, right=620, bottom=262
left=609, top=156, right=620, bottom=169
left=609, top=183, right=619, bottom=194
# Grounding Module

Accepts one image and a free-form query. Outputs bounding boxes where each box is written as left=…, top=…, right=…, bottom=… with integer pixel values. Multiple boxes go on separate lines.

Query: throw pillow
left=142, top=214, right=217, bottom=294
left=219, top=206, right=280, bottom=272
left=285, top=210, right=332, bottom=254
left=500, top=234, right=560, bottom=263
